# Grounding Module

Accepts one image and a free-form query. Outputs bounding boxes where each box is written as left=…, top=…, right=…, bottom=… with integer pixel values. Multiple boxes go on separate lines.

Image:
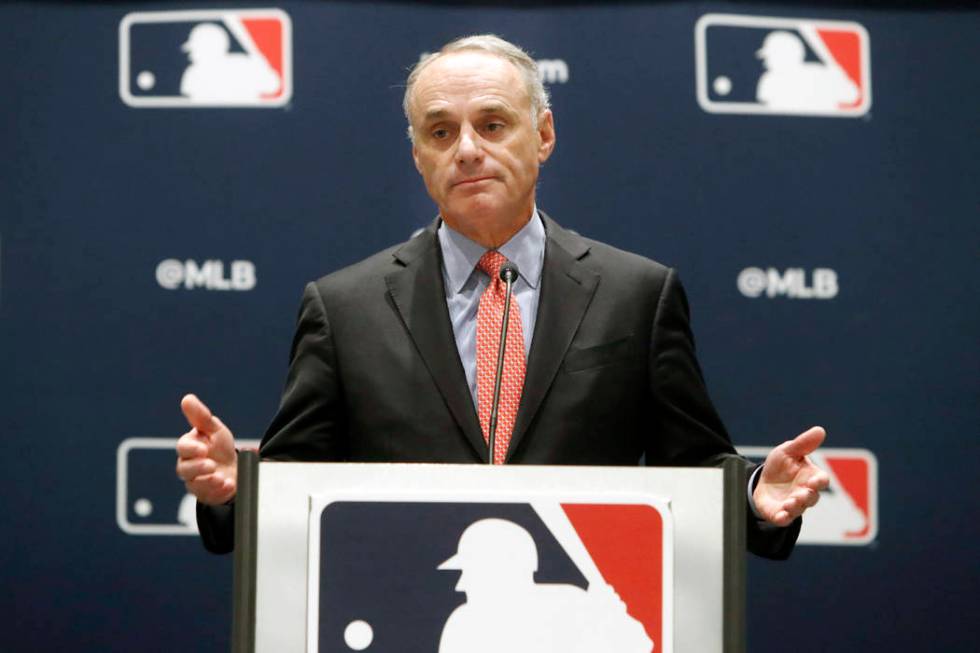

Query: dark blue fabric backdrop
left=2, top=1, right=977, bottom=651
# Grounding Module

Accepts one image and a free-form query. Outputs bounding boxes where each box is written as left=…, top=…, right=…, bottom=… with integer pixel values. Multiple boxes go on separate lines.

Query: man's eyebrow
left=477, top=102, right=517, bottom=116
left=422, top=108, right=450, bottom=123
left=421, top=103, right=517, bottom=123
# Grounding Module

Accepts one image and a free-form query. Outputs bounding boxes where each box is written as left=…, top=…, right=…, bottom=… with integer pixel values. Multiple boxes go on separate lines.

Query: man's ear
left=537, top=110, right=556, bottom=164
left=411, top=138, right=422, bottom=174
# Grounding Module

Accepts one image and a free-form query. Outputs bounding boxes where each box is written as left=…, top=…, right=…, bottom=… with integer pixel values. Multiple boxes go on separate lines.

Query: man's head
left=403, top=35, right=556, bottom=248
left=403, top=35, right=551, bottom=136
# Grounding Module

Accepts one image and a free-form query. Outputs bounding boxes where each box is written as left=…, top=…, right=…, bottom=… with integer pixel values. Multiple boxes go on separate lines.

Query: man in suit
left=177, top=35, right=828, bottom=557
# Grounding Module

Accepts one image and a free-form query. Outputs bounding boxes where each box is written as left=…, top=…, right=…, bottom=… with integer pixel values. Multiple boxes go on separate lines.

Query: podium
left=231, top=452, right=746, bottom=653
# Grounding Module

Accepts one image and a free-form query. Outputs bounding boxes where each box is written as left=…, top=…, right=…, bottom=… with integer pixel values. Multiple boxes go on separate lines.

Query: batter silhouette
left=755, top=31, right=859, bottom=111
left=438, top=518, right=653, bottom=653
left=179, top=23, right=279, bottom=102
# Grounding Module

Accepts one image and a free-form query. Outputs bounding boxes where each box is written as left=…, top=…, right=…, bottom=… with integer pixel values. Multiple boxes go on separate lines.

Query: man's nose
left=455, top=126, right=483, bottom=165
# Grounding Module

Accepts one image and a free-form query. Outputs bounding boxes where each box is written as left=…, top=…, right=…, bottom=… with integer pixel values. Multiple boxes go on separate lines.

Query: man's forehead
left=411, top=51, right=529, bottom=111
left=423, top=49, right=515, bottom=73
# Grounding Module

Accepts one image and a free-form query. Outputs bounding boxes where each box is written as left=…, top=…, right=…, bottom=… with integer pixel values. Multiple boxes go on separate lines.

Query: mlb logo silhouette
left=739, top=446, right=878, bottom=545
left=119, top=9, right=292, bottom=108
left=695, top=14, right=871, bottom=117
left=309, top=499, right=671, bottom=652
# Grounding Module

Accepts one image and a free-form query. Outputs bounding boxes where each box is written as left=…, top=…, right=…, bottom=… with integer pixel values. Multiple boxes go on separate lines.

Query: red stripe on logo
left=817, top=29, right=863, bottom=108
left=562, top=503, right=663, bottom=647
left=242, top=18, right=284, bottom=99
left=825, top=456, right=871, bottom=537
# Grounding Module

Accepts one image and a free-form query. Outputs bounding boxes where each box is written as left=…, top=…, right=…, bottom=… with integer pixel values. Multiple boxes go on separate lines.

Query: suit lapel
left=384, top=224, right=488, bottom=462
left=507, top=214, right=599, bottom=461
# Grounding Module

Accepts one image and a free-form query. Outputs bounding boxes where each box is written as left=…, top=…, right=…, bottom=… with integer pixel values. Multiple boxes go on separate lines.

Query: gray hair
left=403, top=34, right=551, bottom=141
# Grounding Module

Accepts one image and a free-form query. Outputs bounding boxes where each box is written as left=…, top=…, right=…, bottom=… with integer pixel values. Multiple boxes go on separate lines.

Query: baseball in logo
left=740, top=447, right=878, bottom=545
left=695, top=13, right=871, bottom=117
left=119, top=8, right=292, bottom=108
left=311, top=500, right=670, bottom=652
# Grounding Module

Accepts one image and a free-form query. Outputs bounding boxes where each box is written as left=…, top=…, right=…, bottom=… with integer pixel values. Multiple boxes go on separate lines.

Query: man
left=177, top=35, right=828, bottom=556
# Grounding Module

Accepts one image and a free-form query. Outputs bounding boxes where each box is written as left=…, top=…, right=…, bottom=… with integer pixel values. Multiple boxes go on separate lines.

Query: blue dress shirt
left=437, top=209, right=545, bottom=412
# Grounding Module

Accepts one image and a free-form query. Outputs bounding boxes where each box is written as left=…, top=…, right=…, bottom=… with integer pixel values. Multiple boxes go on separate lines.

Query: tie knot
left=477, top=250, right=508, bottom=280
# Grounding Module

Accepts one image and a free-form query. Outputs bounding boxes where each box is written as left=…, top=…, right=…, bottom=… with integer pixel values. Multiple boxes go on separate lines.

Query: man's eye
left=485, top=122, right=504, bottom=133
left=432, top=128, right=449, bottom=139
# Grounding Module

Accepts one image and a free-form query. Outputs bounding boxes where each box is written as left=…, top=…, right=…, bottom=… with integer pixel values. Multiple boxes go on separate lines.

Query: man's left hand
left=753, top=426, right=831, bottom=527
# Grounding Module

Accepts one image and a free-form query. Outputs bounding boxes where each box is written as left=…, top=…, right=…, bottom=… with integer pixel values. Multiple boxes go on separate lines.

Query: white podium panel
left=248, top=463, right=726, bottom=653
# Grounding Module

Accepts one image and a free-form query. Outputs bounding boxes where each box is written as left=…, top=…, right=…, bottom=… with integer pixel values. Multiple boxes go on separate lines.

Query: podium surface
left=234, top=459, right=745, bottom=653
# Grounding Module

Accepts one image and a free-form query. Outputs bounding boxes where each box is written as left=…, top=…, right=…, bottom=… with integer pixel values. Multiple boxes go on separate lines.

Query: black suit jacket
left=199, top=214, right=800, bottom=555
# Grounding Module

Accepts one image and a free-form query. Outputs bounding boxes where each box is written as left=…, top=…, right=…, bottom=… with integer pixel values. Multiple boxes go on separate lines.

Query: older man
left=177, top=35, right=828, bottom=555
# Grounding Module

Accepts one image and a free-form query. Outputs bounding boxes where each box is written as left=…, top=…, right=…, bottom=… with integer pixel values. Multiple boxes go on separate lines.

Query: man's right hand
left=175, top=394, right=238, bottom=505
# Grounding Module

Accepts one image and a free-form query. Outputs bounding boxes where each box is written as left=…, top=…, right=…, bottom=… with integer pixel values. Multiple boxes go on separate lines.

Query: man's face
left=409, top=51, right=555, bottom=245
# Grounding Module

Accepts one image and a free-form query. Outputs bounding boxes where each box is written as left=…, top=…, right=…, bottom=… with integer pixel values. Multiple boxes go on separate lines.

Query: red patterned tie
left=476, top=251, right=526, bottom=464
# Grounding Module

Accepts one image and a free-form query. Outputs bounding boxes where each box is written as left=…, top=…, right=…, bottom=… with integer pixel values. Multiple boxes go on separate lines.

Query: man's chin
left=449, top=184, right=500, bottom=207
left=444, top=197, right=503, bottom=221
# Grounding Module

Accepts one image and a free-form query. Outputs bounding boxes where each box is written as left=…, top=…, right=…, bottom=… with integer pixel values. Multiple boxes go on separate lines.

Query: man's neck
left=441, top=208, right=534, bottom=249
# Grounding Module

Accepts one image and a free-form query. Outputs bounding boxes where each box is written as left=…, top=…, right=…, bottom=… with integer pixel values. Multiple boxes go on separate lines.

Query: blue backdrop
left=2, top=1, right=977, bottom=651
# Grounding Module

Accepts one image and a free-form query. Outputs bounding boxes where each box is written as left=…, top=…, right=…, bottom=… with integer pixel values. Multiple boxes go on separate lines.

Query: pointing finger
left=181, top=394, right=218, bottom=435
left=781, top=426, right=826, bottom=459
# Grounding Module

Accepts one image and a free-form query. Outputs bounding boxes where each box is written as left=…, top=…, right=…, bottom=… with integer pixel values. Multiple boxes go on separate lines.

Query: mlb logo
left=118, top=8, right=292, bottom=108
left=739, top=446, right=878, bottom=545
left=695, top=14, right=871, bottom=117
left=115, top=437, right=259, bottom=535
left=308, top=498, right=671, bottom=653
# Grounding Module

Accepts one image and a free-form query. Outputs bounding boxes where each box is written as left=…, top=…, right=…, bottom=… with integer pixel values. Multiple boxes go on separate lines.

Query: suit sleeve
left=258, top=281, right=349, bottom=461
left=196, top=282, right=349, bottom=553
left=647, top=268, right=800, bottom=559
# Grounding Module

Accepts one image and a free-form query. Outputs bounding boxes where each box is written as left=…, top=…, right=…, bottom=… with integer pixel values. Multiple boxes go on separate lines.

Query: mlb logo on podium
left=119, top=8, right=292, bottom=108
left=695, top=13, right=871, bottom=117
left=309, top=499, right=671, bottom=653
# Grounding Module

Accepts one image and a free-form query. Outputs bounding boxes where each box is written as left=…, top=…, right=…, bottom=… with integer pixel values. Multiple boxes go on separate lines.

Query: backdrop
left=2, top=1, right=977, bottom=651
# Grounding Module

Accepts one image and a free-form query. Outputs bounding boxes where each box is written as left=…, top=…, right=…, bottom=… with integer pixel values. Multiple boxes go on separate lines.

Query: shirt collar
left=437, top=208, right=545, bottom=295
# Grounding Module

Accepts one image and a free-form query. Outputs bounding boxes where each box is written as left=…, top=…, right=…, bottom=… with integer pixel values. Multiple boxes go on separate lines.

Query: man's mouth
left=453, top=176, right=495, bottom=187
